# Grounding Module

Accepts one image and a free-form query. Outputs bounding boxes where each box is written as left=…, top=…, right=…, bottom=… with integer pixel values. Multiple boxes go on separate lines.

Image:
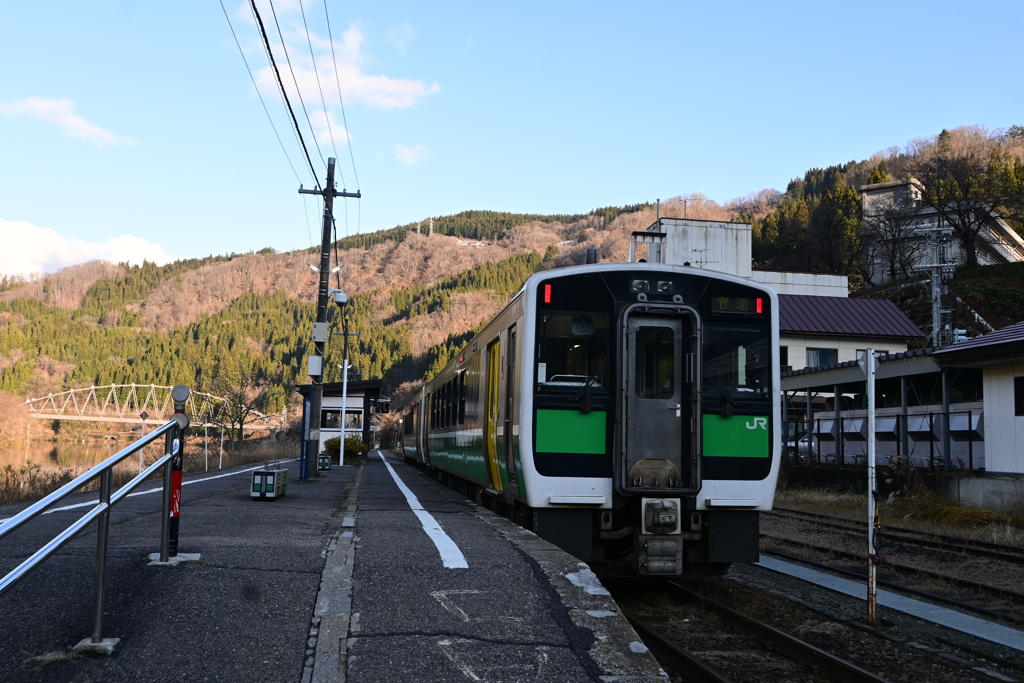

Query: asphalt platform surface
left=0, top=452, right=666, bottom=682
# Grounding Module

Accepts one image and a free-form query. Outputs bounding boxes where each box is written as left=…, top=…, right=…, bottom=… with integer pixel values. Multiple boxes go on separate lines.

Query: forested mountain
left=2, top=125, right=1023, bottom=419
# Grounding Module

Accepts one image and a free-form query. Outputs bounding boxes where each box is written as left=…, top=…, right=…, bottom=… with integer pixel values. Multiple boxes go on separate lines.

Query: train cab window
left=536, top=313, right=609, bottom=394
left=635, top=326, right=675, bottom=399
left=704, top=324, right=770, bottom=404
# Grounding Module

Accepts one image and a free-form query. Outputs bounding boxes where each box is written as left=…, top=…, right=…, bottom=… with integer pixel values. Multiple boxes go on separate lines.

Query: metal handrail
left=0, top=404, right=188, bottom=649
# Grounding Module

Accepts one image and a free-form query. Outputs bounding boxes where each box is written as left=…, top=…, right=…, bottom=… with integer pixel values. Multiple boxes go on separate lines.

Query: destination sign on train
left=711, top=296, right=763, bottom=314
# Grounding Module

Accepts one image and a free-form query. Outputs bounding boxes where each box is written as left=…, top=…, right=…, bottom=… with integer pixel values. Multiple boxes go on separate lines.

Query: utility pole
left=915, top=220, right=954, bottom=348
left=298, top=157, right=361, bottom=481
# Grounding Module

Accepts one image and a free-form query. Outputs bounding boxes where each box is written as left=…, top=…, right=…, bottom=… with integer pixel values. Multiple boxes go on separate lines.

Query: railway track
left=760, top=533, right=1024, bottom=627
left=617, top=582, right=892, bottom=683
left=771, top=507, right=1024, bottom=564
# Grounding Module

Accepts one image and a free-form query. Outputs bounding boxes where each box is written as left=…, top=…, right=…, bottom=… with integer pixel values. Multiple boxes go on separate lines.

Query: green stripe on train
left=703, top=414, right=769, bottom=458
left=535, top=409, right=606, bottom=454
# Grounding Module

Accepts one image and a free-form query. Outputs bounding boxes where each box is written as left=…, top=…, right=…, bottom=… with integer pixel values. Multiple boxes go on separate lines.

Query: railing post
left=91, top=469, right=112, bottom=643
left=168, top=424, right=183, bottom=557
left=160, top=430, right=173, bottom=563
left=165, top=385, right=190, bottom=559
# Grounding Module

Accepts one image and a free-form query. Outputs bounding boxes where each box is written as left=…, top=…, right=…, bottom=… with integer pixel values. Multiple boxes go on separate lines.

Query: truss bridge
left=25, top=384, right=282, bottom=430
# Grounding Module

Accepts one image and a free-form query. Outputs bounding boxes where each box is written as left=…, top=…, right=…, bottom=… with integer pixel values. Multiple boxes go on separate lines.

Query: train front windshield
left=532, top=269, right=775, bottom=483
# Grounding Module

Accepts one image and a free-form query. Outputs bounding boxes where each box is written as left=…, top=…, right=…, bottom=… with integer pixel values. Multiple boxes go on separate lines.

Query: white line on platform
left=376, top=451, right=468, bottom=569
left=0, top=459, right=300, bottom=521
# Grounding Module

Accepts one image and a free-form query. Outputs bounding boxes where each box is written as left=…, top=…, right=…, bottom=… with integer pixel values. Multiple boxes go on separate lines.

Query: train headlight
left=641, top=498, right=681, bottom=535
left=630, top=279, right=650, bottom=293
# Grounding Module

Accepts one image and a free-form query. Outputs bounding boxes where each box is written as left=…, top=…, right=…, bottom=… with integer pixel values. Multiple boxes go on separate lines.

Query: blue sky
left=2, top=0, right=1022, bottom=277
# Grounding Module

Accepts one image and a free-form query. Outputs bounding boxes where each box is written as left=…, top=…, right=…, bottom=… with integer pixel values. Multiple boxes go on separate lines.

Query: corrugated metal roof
left=933, top=320, right=1024, bottom=356
left=779, top=295, right=924, bottom=339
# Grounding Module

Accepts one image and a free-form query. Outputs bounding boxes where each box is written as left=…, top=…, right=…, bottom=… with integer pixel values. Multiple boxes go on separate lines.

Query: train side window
left=458, top=373, right=466, bottom=425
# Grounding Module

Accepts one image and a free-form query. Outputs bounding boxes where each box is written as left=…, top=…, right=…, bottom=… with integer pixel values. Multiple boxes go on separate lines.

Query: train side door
left=621, top=309, right=699, bottom=493
left=503, top=324, right=520, bottom=495
left=485, top=339, right=504, bottom=491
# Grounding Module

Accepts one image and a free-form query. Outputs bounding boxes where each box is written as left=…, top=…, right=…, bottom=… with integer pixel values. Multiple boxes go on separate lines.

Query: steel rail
left=668, top=581, right=893, bottom=683
left=766, top=510, right=1024, bottom=565
left=622, top=612, right=733, bottom=683
left=773, top=506, right=1024, bottom=558
left=762, top=548, right=1024, bottom=628
left=762, top=533, right=1024, bottom=604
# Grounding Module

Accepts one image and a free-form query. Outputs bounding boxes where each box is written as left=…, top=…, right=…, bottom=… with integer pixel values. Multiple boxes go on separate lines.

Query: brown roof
left=779, top=295, right=924, bottom=339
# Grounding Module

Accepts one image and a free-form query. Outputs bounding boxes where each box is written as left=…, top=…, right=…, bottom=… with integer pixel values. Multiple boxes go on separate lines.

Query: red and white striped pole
left=161, top=386, right=190, bottom=560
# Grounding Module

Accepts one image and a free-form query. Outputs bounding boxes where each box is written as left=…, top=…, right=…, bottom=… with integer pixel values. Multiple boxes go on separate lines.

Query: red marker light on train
left=756, top=298, right=763, bottom=314
left=543, top=284, right=552, bottom=303
left=458, top=355, right=464, bottom=363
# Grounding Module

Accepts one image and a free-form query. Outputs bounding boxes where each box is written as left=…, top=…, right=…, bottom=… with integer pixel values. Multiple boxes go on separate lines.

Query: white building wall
left=781, top=335, right=910, bottom=372
left=652, top=219, right=753, bottom=278
left=317, top=394, right=365, bottom=453
left=752, top=271, right=849, bottom=298
left=982, top=363, right=1024, bottom=474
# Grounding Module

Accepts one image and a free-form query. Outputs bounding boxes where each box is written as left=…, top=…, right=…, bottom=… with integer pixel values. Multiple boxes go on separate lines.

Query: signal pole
left=299, top=157, right=360, bottom=481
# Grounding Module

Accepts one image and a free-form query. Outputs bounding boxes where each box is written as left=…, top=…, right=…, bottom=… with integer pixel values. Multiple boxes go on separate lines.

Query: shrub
left=322, top=437, right=342, bottom=456
left=344, top=438, right=367, bottom=464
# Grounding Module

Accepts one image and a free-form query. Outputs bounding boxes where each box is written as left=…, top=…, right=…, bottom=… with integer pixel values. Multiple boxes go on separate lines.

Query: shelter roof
left=932, top=320, right=1024, bottom=367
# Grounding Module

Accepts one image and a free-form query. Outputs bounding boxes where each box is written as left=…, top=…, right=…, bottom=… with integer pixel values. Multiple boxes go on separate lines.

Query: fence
left=0, top=387, right=190, bottom=654
left=784, top=409, right=984, bottom=471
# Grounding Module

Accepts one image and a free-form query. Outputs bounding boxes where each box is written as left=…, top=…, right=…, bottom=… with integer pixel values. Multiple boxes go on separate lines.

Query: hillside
left=3, top=124, right=1024, bottom=421
left=0, top=205, right=677, bottom=413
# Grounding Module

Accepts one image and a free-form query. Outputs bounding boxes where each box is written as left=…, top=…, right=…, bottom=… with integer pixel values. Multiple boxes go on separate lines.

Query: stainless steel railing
left=0, top=394, right=190, bottom=649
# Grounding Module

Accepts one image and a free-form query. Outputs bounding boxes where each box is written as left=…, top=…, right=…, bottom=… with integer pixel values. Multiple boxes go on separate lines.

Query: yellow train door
left=485, top=338, right=504, bottom=491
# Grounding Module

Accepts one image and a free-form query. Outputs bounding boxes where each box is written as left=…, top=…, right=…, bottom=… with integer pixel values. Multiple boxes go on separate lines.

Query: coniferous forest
left=2, top=125, right=1024, bottom=425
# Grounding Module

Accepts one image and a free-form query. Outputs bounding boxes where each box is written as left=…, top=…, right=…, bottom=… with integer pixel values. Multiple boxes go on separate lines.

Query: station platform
left=0, top=451, right=666, bottom=682
left=326, top=451, right=665, bottom=683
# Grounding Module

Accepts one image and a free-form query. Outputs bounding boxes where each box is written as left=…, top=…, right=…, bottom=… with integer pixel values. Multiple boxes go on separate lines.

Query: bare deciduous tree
left=861, top=191, right=926, bottom=285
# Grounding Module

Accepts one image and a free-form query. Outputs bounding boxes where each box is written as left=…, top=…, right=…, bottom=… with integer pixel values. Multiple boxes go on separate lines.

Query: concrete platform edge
left=465, top=502, right=670, bottom=683
left=306, top=465, right=364, bottom=683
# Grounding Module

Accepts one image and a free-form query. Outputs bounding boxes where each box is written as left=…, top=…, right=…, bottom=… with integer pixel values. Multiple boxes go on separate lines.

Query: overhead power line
left=266, top=0, right=327, bottom=171
left=217, top=0, right=301, bottom=184
left=323, top=0, right=360, bottom=191
left=299, top=0, right=342, bottom=183
left=248, top=0, right=321, bottom=189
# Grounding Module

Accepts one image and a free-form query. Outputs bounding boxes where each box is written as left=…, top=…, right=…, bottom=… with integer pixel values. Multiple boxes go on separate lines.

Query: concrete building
left=933, top=321, right=1024, bottom=474
left=859, top=178, right=1024, bottom=287
left=296, top=379, right=386, bottom=456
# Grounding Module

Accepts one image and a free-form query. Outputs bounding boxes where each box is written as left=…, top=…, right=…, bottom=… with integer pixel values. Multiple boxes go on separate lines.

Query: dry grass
left=0, top=436, right=299, bottom=507
left=776, top=471, right=1024, bottom=547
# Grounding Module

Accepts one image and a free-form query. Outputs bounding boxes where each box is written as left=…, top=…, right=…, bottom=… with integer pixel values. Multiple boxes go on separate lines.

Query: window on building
left=806, top=348, right=837, bottom=368
left=1015, top=377, right=1024, bottom=417
left=344, top=409, right=362, bottom=429
left=320, top=410, right=341, bottom=430
left=780, top=346, right=789, bottom=367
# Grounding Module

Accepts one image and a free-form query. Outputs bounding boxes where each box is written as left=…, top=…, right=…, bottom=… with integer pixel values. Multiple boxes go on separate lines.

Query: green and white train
left=399, top=262, right=780, bottom=577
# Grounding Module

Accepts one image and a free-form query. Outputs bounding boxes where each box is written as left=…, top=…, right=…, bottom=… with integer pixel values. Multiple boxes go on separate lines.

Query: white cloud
left=394, top=143, right=428, bottom=165
left=251, top=13, right=439, bottom=110
left=0, top=219, right=174, bottom=278
left=0, top=97, right=134, bottom=146
left=309, top=109, right=350, bottom=147
left=385, top=22, right=416, bottom=55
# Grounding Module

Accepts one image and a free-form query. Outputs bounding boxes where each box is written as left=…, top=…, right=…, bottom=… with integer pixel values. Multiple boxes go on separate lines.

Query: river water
left=0, top=441, right=128, bottom=471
